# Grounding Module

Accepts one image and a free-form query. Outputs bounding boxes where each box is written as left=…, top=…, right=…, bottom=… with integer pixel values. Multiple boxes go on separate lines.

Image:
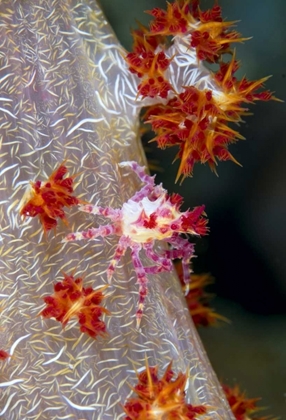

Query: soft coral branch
left=125, top=0, right=277, bottom=181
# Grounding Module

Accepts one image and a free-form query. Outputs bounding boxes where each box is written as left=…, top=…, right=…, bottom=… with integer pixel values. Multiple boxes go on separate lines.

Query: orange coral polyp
left=40, top=273, right=109, bottom=339
left=20, top=162, right=81, bottom=233
left=214, top=54, right=276, bottom=107
left=126, top=1, right=276, bottom=179
left=147, top=1, right=192, bottom=36
left=138, top=76, right=173, bottom=99
left=175, top=261, right=226, bottom=327
left=145, top=85, right=240, bottom=179
left=125, top=27, right=173, bottom=99
left=196, top=4, right=222, bottom=23
left=124, top=361, right=207, bottom=420
left=145, top=63, right=275, bottom=181
left=147, top=1, right=245, bottom=63
left=190, top=20, right=246, bottom=62
left=222, top=384, right=274, bottom=420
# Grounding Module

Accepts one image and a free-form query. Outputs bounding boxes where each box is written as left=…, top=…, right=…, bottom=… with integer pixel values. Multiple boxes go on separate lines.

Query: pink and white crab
left=64, top=161, right=208, bottom=327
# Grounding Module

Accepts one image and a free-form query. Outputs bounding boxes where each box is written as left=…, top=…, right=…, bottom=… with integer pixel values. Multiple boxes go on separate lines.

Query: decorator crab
left=64, top=161, right=207, bottom=326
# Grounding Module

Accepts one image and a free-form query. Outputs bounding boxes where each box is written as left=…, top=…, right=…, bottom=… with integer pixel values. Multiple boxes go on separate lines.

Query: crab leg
left=130, top=245, right=149, bottom=328
left=107, top=236, right=129, bottom=282
left=63, top=224, right=117, bottom=242
left=119, top=161, right=155, bottom=202
left=80, top=204, right=121, bottom=221
left=165, top=235, right=195, bottom=293
left=143, top=242, right=173, bottom=273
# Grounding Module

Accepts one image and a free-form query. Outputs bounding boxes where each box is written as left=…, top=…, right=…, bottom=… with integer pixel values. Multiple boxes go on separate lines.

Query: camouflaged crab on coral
left=0, top=0, right=278, bottom=418
left=64, top=160, right=208, bottom=326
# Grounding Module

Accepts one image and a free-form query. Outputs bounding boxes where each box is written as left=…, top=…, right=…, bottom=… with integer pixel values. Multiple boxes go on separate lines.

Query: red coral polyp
left=20, top=162, right=81, bottom=233
left=214, top=54, right=276, bottom=105
left=145, top=70, right=276, bottom=181
left=40, top=273, right=109, bottom=339
left=190, top=22, right=244, bottom=63
left=145, top=85, right=239, bottom=180
left=124, top=361, right=207, bottom=419
left=125, top=23, right=173, bottom=99
left=147, top=1, right=192, bottom=36
left=175, top=263, right=227, bottom=327
left=138, top=76, right=173, bottom=99
left=222, top=384, right=274, bottom=420
left=146, top=1, right=244, bottom=62
left=0, top=350, right=10, bottom=361
left=125, top=1, right=277, bottom=180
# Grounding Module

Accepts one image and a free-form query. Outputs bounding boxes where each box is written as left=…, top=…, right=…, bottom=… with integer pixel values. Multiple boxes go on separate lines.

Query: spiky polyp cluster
left=124, top=361, right=207, bottom=420
left=125, top=23, right=173, bottom=99
left=185, top=274, right=226, bottom=327
left=147, top=1, right=246, bottom=61
left=64, top=161, right=207, bottom=326
left=222, top=384, right=273, bottom=420
left=20, top=162, right=80, bottom=233
left=175, top=262, right=225, bottom=327
left=126, top=0, right=275, bottom=180
left=145, top=85, right=243, bottom=179
left=40, top=273, right=109, bottom=338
